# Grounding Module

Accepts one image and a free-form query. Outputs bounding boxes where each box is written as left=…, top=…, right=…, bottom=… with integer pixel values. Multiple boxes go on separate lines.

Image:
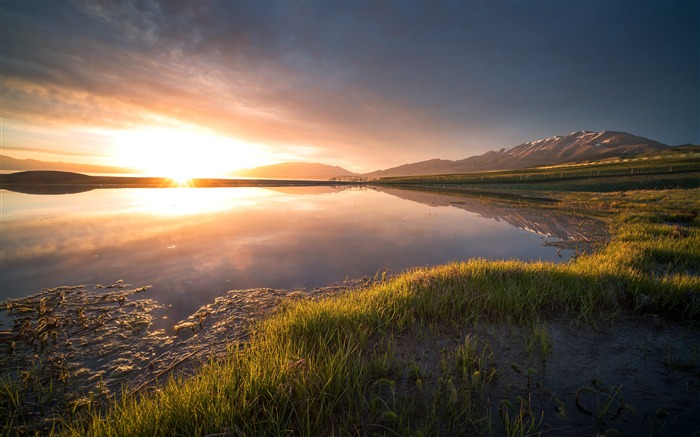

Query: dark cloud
left=1, top=0, right=697, bottom=169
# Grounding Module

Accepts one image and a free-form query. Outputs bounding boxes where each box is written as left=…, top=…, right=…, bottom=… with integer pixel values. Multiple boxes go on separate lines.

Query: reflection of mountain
left=380, top=187, right=595, bottom=241
left=263, top=185, right=352, bottom=195
left=2, top=185, right=95, bottom=195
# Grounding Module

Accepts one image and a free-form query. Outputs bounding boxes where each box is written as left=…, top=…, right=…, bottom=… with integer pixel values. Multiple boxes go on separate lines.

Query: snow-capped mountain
left=365, top=131, right=668, bottom=177
left=490, top=130, right=667, bottom=165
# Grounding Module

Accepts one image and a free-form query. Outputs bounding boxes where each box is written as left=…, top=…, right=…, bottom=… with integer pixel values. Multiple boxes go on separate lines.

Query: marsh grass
left=574, top=382, right=627, bottom=427
left=0, top=283, right=169, bottom=435
left=525, top=323, right=552, bottom=360
left=29, top=189, right=700, bottom=435
left=498, top=395, right=544, bottom=437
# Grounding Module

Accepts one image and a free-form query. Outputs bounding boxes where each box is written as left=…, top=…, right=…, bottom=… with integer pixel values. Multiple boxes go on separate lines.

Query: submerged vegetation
left=0, top=283, right=170, bottom=434
left=2, top=171, right=699, bottom=435
left=40, top=188, right=696, bottom=436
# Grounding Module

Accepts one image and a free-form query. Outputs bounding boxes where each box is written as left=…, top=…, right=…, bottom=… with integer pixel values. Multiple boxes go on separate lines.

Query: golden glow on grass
left=112, top=127, right=274, bottom=179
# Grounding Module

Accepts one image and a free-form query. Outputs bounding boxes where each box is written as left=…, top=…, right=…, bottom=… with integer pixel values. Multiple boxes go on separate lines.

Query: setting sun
left=112, top=127, right=274, bottom=179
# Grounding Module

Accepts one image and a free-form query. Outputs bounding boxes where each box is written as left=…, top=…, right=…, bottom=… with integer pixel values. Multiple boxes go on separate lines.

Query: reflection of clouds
left=1, top=202, right=214, bottom=260
left=2, top=187, right=573, bottom=320
left=0, top=188, right=279, bottom=259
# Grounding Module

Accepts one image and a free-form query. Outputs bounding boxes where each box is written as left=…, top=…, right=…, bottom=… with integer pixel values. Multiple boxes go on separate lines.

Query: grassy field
left=2, top=174, right=699, bottom=435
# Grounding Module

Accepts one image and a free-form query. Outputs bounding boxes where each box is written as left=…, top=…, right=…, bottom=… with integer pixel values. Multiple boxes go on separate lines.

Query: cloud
left=1, top=1, right=697, bottom=170
left=1, top=144, right=101, bottom=158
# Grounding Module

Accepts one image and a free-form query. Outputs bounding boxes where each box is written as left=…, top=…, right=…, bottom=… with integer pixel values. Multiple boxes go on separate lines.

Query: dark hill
left=1, top=171, right=93, bottom=184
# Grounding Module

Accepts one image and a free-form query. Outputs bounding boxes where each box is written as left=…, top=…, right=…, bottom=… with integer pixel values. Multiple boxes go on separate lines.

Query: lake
left=0, top=186, right=594, bottom=325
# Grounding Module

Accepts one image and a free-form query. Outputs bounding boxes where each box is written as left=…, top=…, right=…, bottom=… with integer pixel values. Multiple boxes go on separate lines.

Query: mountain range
left=0, top=154, right=137, bottom=175
left=1, top=131, right=679, bottom=179
left=230, top=162, right=356, bottom=179
left=365, top=131, right=668, bottom=177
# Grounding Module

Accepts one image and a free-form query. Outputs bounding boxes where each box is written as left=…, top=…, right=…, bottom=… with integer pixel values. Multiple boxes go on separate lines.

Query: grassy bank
left=375, top=152, right=700, bottom=195
left=50, top=188, right=699, bottom=436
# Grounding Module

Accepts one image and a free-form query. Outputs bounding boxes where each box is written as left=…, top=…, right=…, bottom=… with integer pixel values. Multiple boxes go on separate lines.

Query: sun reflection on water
left=122, top=187, right=276, bottom=216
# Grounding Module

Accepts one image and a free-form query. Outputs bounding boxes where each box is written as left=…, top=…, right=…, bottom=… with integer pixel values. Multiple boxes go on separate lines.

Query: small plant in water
left=663, top=346, right=699, bottom=372
left=498, top=394, right=544, bottom=437
left=454, top=334, right=496, bottom=388
left=525, top=323, right=553, bottom=359
left=575, top=381, right=627, bottom=425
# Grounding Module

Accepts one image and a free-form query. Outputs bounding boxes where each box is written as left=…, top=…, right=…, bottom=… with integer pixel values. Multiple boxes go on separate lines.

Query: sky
left=1, top=1, right=698, bottom=176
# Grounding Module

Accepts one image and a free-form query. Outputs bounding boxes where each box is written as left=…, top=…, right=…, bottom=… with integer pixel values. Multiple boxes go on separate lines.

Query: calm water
left=1, top=186, right=591, bottom=323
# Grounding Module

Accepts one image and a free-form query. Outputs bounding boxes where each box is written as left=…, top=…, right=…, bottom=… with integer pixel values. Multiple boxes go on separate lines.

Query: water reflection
left=379, top=187, right=592, bottom=241
left=1, top=187, right=599, bottom=324
left=124, top=187, right=277, bottom=216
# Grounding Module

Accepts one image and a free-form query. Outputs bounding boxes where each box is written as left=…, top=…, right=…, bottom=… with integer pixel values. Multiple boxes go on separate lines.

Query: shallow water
left=1, top=186, right=595, bottom=323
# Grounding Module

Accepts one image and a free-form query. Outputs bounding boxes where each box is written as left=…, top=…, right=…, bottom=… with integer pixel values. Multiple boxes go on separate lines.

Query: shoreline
left=0, top=170, right=363, bottom=195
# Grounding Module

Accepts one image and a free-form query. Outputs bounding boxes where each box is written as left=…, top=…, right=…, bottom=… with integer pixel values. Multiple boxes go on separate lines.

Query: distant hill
left=640, top=144, right=700, bottom=157
left=0, top=170, right=98, bottom=194
left=231, top=162, right=356, bottom=180
left=0, top=170, right=93, bottom=184
left=1, top=154, right=137, bottom=174
left=365, top=131, right=669, bottom=177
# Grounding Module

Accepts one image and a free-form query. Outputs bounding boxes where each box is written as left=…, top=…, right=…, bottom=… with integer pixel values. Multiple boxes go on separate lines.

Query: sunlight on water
left=0, top=187, right=277, bottom=220
left=1, top=187, right=598, bottom=324
left=121, top=187, right=276, bottom=216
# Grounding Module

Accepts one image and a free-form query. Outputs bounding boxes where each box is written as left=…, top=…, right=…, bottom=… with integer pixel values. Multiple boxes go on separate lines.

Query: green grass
left=52, top=188, right=700, bottom=436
